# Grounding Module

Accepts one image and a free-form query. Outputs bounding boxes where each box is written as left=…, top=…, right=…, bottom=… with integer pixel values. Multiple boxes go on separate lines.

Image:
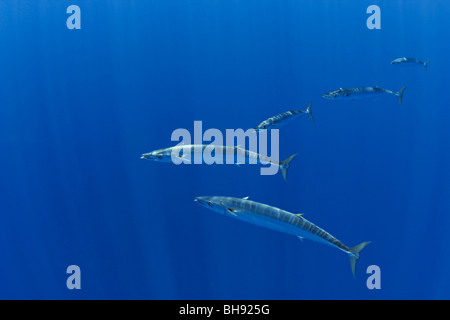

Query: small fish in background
left=254, top=102, right=314, bottom=131
left=391, top=57, right=430, bottom=71
left=322, top=86, right=407, bottom=104
left=195, top=196, right=370, bottom=278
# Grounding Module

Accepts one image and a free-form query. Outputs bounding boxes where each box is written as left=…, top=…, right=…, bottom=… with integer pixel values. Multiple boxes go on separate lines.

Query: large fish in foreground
left=254, top=102, right=314, bottom=131
left=195, top=196, right=370, bottom=278
left=141, top=145, right=297, bottom=180
left=391, top=57, right=430, bottom=71
left=323, top=86, right=406, bottom=104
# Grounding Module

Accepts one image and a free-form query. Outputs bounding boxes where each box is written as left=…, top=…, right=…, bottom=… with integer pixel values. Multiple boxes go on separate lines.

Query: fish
left=141, top=144, right=297, bottom=181
left=195, top=196, right=370, bottom=278
left=391, top=57, right=430, bottom=71
left=322, top=86, right=407, bottom=104
left=254, top=102, right=314, bottom=131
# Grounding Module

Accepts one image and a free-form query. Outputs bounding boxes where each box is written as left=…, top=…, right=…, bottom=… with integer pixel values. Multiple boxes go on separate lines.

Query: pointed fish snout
left=194, top=197, right=209, bottom=206
left=141, top=153, right=153, bottom=160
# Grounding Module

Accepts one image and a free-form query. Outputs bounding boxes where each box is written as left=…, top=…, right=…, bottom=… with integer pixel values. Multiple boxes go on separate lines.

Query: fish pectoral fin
left=297, top=236, right=304, bottom=242
left=177, top=155, right=191, bottom=163
left=227, top=208, right=238, bottom=217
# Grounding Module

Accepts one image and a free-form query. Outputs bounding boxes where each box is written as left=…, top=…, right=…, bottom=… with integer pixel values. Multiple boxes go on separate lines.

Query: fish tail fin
left=280, top=153, right=297, bottom=181
left=424, top=59, right=430, bottom=72
left=397, top=86, right=406, bottom=104
left=306, top=102, right=314, bottom=122
left=349, top=241, right=371, bottom=278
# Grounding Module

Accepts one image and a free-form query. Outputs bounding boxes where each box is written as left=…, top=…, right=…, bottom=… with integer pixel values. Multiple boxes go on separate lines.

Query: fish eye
left=157, top=155, right=162, bottom=159
left=262, top=125, right=266, bottom=129
left=208, top=202, right=212, bottom=206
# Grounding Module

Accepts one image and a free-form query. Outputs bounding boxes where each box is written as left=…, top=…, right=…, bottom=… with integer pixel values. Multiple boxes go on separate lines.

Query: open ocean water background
left=0, top=0, right=449, bottom=299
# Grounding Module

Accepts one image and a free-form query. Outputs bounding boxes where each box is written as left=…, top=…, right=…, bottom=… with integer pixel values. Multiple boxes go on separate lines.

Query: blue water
left=0, top=0, right=449, bottom=300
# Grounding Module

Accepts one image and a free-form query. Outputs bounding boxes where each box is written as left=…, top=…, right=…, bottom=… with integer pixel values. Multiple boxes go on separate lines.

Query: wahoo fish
left=391, top=57, right=430, bottom=71
left=322, top=86, right=407, bottom=104
left=254, top=102, right=314, bottom=131
left=195, top=196, right=370, bottom=278
left=141, top=144, right=297, bottom=180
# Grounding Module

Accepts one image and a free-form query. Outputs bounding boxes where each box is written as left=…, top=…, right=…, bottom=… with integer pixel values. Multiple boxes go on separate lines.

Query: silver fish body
left=141, top=145, right=234, bottom=163
left=391, top=57, right=430, bottom=71
left=254, top=102, right=314, bottom=131
left=322, top=86, right=406, bottom=104
left=195, top=196, right=370, bottom=277
left=141, top=144, right=297, bottom=180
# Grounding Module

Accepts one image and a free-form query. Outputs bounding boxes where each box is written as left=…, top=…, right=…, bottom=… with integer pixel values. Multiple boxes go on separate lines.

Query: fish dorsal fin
left=242, top=196, right=249, bottom=200
left=295, top=213, right=304, bottom=218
